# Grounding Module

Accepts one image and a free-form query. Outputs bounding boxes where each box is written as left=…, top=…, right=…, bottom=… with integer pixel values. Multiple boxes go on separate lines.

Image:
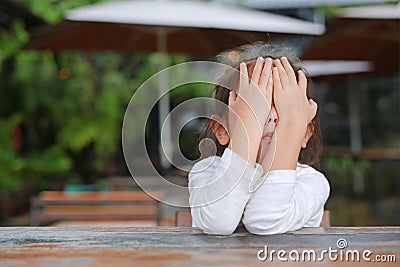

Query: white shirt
left=188, top=148, right=330, bottom=235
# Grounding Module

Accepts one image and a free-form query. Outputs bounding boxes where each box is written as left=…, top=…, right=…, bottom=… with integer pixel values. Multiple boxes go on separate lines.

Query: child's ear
left=301, top=122, right=314, bottom=148
left=210, top=117, right=230, bottom=146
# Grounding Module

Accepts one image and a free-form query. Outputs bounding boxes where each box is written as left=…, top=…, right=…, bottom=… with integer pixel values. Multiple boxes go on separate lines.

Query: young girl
left=188, top=42, right=330, bottom=235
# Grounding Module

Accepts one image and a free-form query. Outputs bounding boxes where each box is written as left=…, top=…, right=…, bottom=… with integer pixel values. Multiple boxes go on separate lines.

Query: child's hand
left=230, top=57, right=273, bottom=135
left=273, top=57, right=317, bottom=127
left=228, top=57, right=273, bottom=166
left=265, top=57, right=318, bottom=170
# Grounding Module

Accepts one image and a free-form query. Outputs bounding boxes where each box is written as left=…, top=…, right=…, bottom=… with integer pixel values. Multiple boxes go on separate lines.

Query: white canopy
left=339, top=4, right=400, bottom=19
left=219, top=0, right=388, bottom=9
left=303, top=60, right=373, bottom=77
left=65, top=0, right=325, bottom=35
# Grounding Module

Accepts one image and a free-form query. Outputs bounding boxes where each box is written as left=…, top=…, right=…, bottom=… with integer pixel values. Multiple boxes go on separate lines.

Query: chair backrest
left=320, top=210, right=331, bottom=227
left=30, top=191, right=163, bottom=226
left=176, top=210, right=193, bottom=227
left=176, top=210, right=331, bottom=228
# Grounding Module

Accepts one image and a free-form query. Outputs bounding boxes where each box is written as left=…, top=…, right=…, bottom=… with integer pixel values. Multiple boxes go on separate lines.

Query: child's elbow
left=196, top=219, right=238, bottom=235
left=243, top=213, right=297, bottom=235
left=193, top=213, right=238, bottom=235
left=244, top=223, right=287, bottom=235
left=245, top=223, right=300, bottom=235
left=204, top=225, right=237, bottom=235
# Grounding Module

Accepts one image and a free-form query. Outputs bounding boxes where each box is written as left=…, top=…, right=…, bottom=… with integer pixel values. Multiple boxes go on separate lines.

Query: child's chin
left=260, top=140, right=271, bottom=152
left=262, top=137, right=273, bottom=143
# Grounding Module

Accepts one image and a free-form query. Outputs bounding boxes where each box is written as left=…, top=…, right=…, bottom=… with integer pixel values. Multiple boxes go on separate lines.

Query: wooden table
left=0, top=227, right=399, bottom=266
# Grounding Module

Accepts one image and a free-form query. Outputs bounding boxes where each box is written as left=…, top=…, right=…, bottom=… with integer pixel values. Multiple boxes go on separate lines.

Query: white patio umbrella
left=26, top=0, right=325, bottom=170
left=303, top=60, right=372, bottom=77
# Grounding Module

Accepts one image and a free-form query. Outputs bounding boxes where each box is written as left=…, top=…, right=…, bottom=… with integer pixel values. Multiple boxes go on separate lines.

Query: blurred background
left=0, top=0, right=399, bottom=227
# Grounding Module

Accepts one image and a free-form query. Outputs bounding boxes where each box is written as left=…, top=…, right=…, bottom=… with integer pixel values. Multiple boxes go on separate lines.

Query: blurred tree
left=4, top=51, right=138, bottom=181
left=17, top=0, right=107, bottom=23
left=0, top=114, right=71, bottom=189
left=0, top=20, right=28, bottom=67
left=0, top=0, right=209, bottom=188
left=0, top=0, right=141, bottom=188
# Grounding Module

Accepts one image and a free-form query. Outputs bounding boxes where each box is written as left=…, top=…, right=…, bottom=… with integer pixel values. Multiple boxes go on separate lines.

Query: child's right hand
left=227, top=57, right=273, bottom=166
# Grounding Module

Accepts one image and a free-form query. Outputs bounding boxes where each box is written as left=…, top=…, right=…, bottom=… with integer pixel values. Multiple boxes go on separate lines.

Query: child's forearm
left=261, top=118, right=307, bottom=172
left=242, top=167, right=330, bottom=234
left=189, top=148, right=263, bottom=235
left=228, top=118, right=262, bottom=167
left=227, top=58, right=273, bottom=167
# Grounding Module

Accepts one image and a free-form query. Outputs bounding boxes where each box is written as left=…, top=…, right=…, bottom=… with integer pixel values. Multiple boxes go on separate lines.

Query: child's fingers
left=298, top=70, right=307, bottom=96
left=281, top=57, right=297, bottom=86
left=259, top=57, right=273, bottom=91
left=228, top=90, right=237, bottom=106
left=232, top=90, right=237, bottom=101
left=265, top=70, right=273, bottom=107
left=273, top=66, right=282, bottom=95
left=239, top=62, right=249, bottom=89
left=251, top=57, right=264, bottom=85
left=274, top=59, right=290, bottom=90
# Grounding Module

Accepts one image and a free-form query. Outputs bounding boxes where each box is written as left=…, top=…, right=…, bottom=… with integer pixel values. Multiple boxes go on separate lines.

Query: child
left=188, top=42, right=330, bottom=235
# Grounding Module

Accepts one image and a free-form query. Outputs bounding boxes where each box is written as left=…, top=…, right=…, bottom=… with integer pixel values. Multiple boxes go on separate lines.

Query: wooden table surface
left=0, top=226, right=399, bottom=266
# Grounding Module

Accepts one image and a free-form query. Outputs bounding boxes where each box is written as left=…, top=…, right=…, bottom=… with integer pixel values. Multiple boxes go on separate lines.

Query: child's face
left=244, top=60, right=277, bottom=144
left=247, top=62, right=278, bottom=145
left=256, top=105, right=277, bottom=162
left=261, top=105, right=278, bottom=144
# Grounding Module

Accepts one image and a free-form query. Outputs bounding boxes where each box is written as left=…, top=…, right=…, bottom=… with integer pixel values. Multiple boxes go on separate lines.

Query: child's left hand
left=264, top=57, right=318, bottom=170
left=273, top=57, right=317, bottom=128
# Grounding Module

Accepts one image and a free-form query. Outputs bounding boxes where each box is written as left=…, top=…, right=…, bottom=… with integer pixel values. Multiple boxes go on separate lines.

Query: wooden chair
left=106, top=176, right=188, bottom=191
left=176, top=210, right=331, bottom=230
left=30, top=191, right=163, bottom=226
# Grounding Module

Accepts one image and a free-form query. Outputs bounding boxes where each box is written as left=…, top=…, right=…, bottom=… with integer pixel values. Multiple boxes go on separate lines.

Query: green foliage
left=324, top=155, right=354, bottom=174
left=0, top=42, right=201, bottom=188
left=6, top=50, right=135, bottom=171
left=0, top=0, right=133, bottom=187
left=324, top=155, right=371, bottom=180
left=323, top=155, right=371, bottom=197
left=315, top=5, right=341, bottom=20
left=18, top=0, right=107, bottom=23
left=0, top=115, right=71, bottom=189
left=0, top=20, right=29, bottom=68
left=0, top=0, right=208, bottom=190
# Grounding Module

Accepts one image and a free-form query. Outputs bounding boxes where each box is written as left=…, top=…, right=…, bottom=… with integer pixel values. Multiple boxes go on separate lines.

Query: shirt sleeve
left=188, top=148, right=263, bottom=235
left=242, top=166, right=330, bottom=235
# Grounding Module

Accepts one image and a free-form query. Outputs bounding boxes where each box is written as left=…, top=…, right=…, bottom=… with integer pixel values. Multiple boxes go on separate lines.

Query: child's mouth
left=262, top=132, right=274, bottom=141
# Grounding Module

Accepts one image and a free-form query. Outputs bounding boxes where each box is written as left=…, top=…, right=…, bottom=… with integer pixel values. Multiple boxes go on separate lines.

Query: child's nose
left=267, top=116, right=277, bottom=124
left=267, top=106, right=278, bottom=124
